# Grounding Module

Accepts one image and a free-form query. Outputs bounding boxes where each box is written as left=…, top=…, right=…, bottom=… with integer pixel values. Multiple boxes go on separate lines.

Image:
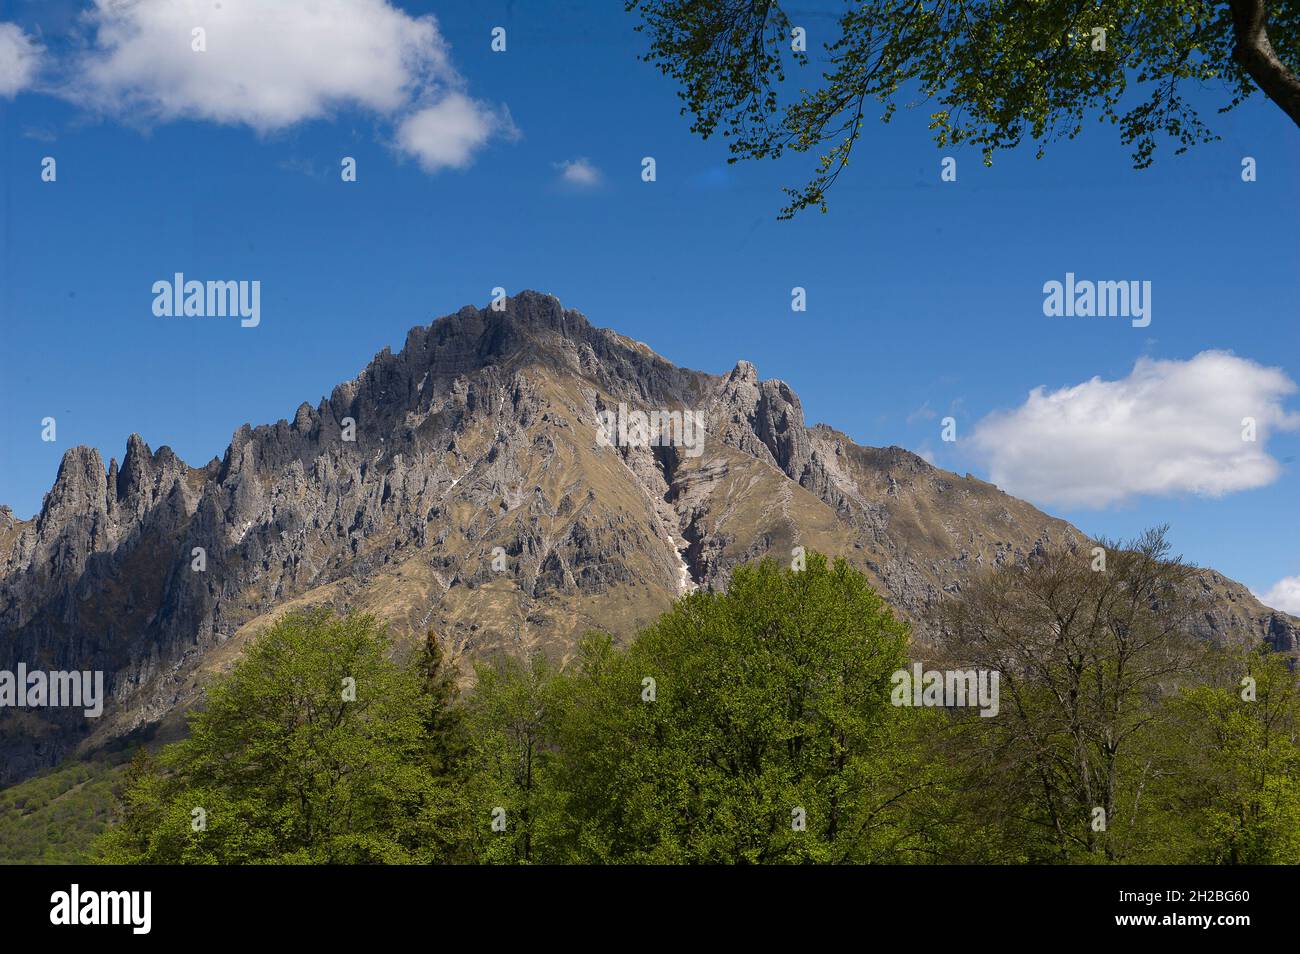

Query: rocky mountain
left=2, top=291, right=1296, bottom=786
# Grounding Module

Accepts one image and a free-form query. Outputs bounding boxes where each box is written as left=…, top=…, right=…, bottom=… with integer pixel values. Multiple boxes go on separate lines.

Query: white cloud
left=0, top=23, right=42, bottom=97
left=969, top=351, right=1300, bottom=509
left=64, top=0, right=511, bottom=171
left=1256, top=574, right=1300, bottom=616
left=396, top=94, right=514, bottom=172
left=553, top=157, right=602, bottom=188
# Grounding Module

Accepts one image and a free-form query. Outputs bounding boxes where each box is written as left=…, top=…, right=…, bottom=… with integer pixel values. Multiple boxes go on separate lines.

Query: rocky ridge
left=2, top=291, right=1296, bottom=785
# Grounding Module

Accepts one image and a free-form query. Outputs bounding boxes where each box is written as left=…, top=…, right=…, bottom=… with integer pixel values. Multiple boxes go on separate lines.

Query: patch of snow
left=445, top=469, right=472, bottom=494
left=669, top=534, right=697, bottom=594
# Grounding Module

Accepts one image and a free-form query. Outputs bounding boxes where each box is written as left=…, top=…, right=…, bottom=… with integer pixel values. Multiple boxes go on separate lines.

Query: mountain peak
left=48, top=445, right=108, bottom=513
left=728, top=360, right=759, bottom=384
left=2, top=293, right=1294, bottom=788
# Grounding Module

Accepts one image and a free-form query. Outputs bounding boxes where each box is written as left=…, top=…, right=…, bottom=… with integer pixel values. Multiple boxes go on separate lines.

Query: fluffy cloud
left=396, top=94, right=514, bottom=172
left=969, top=351, right=1300, bottom=508
left=1256, top=575, right=1300, bottom=615
left=553, top=157, right=602, bottom=188
left=0, top=23, right=42, bottom=97
left=66, top=0, right=509, bottom=170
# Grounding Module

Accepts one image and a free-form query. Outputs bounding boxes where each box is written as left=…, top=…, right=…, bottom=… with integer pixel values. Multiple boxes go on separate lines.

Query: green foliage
left=78, top=544, right=1300, bottom=865
left=627, top=0, right=1300, bottom=216
left=93, top=610, right=462, bottom=864
left=457, top=655, right=568, bottom=863
left=936, top=528, right=1206, bottom=862
left=543, top=554, right=931, bottom=862
left=0, top=756, right=126, bottom=863
left=1140, top=650, right=1300, bottom=864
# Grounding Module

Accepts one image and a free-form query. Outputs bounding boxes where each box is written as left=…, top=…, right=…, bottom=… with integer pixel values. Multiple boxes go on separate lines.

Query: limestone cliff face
left=2, top=291, right=1295, bottom=785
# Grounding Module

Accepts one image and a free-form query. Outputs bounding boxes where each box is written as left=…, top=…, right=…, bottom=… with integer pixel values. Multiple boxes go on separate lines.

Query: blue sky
left=1, top=0, right=1297, bottom=608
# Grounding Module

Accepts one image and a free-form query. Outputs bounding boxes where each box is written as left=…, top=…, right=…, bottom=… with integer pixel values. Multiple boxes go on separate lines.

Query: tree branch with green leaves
left=628, top=0, right=1300, bottom=217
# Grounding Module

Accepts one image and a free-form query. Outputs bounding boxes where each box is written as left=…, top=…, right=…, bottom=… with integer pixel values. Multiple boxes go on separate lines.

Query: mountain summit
left=2, top=291, right=1296, bottom=784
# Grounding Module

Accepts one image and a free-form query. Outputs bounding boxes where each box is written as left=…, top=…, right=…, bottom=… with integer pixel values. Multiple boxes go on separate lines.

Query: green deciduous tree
left=1142, top=648, right=1300, bottom=863
left=546, top=553, right=942, bottom=863
left=94, top=610, right=463, bottom=864
left=628, top=1, right=1300, bottom=216
left=936, top=527, right=1207, bottom=863
left=457, top=655, right=567, bottom=863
